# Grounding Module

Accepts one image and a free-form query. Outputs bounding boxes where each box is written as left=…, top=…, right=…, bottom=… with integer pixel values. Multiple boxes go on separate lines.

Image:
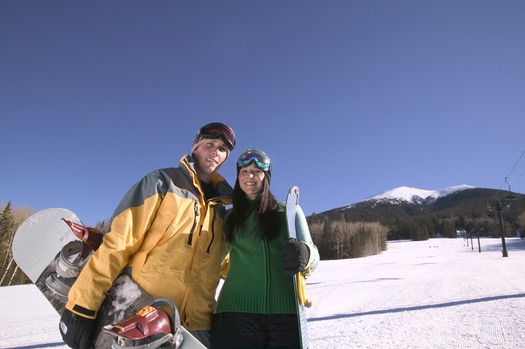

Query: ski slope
left=1, top=237, right=524, bottom=348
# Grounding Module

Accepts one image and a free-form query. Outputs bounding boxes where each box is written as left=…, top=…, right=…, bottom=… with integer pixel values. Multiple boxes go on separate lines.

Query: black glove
left=59, top=308, right=96, bottom=349
left=282, top=238, right=309, bottom=276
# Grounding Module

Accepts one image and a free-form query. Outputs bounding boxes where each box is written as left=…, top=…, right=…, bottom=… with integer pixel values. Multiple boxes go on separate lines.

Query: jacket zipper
left=187, top=202, right=198, bottom=246
left=206, top=212, right=216, bottom=254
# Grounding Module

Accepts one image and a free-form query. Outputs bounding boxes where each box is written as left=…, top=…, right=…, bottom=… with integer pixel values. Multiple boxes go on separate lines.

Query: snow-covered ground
left=1, top=237, right=524, bottom=348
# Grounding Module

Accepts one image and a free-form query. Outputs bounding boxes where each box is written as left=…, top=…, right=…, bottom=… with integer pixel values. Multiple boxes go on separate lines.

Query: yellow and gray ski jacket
left=66, top=154, right=232, bottom=330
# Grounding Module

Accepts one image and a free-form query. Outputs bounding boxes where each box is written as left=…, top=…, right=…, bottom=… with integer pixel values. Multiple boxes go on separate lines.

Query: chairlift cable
left=504, top=148, right=525, bottom=183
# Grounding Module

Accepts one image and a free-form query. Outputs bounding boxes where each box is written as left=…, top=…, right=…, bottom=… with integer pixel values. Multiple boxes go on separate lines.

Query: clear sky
left=2, top=1, right=525, bottom=225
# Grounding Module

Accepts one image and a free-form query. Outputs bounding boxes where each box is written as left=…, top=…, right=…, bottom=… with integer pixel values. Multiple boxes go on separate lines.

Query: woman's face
left=238, top=162, right=266, bottom=199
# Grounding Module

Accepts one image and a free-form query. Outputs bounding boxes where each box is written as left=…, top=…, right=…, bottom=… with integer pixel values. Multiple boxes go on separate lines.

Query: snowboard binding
left=45, top=219, right=104, bottom=300
left=61, top=218, right=103, bottom=252
left=102, top=297, right=184, bottom=349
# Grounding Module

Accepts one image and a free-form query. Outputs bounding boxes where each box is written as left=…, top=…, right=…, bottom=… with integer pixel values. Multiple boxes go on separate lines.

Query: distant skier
left=59, top=122, right=236, bottom=349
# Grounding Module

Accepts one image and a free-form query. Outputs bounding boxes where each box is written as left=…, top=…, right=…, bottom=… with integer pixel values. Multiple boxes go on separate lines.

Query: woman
left=211, top=149, right=319, bottom=349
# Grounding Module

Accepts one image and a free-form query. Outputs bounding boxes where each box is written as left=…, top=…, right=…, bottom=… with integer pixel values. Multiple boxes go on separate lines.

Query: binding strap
left=56, top=241, right=92, bottom=278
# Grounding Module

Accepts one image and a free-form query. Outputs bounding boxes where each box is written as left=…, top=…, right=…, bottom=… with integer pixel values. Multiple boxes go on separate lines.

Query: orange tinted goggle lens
left=199, top=123, right=236, bottom=150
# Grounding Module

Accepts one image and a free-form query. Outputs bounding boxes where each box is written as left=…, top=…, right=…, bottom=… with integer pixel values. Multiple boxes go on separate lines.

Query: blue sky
left=2, top=1, right=525, bottom=225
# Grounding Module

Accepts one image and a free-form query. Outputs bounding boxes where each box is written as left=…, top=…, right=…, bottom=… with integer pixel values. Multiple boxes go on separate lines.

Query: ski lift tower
left=489, top=181, right=517, bottom=257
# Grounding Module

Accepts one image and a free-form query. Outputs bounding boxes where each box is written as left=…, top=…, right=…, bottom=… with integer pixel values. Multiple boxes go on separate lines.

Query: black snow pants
left=210, top=312, right=300, bottom=349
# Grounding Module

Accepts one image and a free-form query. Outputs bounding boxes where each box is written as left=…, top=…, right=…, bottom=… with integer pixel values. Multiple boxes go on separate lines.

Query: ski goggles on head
left=197, top=122, right=236, bottom=150
left=237, top=149, right=271, bottom=172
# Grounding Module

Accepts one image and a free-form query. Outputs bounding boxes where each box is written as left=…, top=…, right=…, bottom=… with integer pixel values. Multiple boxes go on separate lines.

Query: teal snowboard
left=285, top=186, right=310, bottom=349
left=12, top=208, right=206, bottom=349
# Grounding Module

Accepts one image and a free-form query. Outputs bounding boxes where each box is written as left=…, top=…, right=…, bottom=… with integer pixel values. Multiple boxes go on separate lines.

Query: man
left=59, top=122, right=236, bottom=349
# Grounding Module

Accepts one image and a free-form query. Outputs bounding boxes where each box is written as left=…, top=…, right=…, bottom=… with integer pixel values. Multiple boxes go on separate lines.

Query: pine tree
left=0, top=202, right=31, bottom=286
left=0, top=202, right=16, bottom=285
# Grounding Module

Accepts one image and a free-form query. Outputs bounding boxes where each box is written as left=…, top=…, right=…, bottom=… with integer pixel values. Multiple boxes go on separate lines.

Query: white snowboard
left=12, top=208, right=81, bottom=283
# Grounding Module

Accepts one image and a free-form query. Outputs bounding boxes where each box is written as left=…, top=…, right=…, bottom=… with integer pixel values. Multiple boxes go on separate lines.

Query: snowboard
left=12, top=208, right=206, bottom=349
left=285, top=186, right=310, bottom=349
left=12, top=208, right=82, bottom=311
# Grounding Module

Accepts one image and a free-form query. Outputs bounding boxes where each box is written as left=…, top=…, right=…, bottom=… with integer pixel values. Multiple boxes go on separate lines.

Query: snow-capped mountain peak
left=365, top=184, right=475, bottom=204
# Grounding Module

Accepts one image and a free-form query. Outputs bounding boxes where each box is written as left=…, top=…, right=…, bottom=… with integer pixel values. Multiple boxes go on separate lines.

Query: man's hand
left=59, top=308, right=96, bottom=349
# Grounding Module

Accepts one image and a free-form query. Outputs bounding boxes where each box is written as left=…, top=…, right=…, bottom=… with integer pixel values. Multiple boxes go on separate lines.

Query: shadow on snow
left=309, top=293, right=525, bottom=322
left=4, top=343, right=65, bottom=349
left=474, top=238, right=525, bottom=252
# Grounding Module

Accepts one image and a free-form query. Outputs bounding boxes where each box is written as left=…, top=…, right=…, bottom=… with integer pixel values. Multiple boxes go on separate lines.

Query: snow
left=108, top=275, right=145, bottom=323
left=1, top=237, right=524, bottom=348
left=366, top=185, right=476, bottom=203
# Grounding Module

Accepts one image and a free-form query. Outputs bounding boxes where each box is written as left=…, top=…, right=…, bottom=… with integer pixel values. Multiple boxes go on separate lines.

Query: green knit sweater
left=215, top=206, right=297, bottom=314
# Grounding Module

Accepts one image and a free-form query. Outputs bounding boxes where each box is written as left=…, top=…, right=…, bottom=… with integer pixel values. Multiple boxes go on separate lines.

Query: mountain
left=306, top=185, right=525, bottom=260
left=332, top=185, right=524, bottom=219
left=363, top=184, right=476, bottom=205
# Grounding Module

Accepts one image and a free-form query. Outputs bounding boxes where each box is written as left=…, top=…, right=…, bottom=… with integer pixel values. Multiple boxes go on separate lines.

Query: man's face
left=193, top=139, right=229, bottom=178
